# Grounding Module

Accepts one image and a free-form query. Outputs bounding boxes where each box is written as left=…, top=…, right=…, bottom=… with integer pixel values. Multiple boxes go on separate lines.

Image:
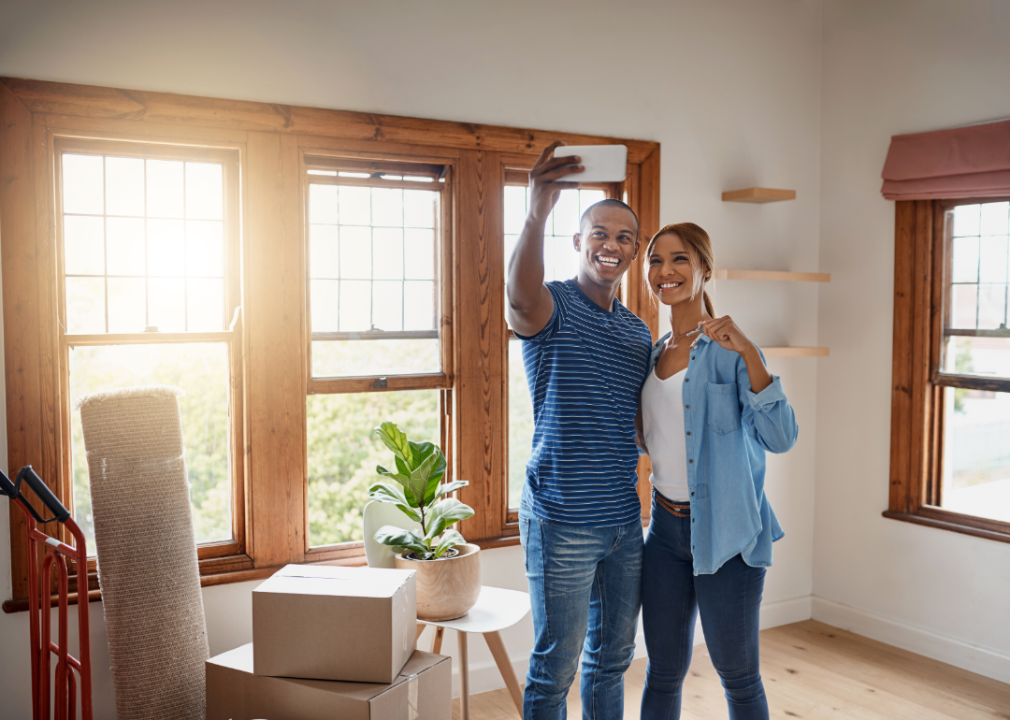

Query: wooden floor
left=453, top=620, right=1010, bottom=720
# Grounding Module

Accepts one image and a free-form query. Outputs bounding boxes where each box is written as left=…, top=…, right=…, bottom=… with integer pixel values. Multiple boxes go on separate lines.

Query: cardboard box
left=253, top=565, right=417, bottom=683
left=207, top=645, right=451, bottom=720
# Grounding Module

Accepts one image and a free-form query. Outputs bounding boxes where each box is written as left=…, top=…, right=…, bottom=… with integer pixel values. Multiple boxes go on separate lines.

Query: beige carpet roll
left=78, top=386, right=208, bottom=720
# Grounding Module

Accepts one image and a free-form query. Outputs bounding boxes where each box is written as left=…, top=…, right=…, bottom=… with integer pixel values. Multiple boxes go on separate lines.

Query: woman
left=636, top=223, right=798, bottom=720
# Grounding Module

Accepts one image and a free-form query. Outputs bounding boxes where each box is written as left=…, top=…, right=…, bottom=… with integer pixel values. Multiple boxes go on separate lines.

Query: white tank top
left=641, top=366, right=690, bottom=501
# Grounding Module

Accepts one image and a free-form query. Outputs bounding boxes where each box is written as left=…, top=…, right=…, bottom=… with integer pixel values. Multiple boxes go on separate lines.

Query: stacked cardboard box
left=206, top=565, right=451, bottom=720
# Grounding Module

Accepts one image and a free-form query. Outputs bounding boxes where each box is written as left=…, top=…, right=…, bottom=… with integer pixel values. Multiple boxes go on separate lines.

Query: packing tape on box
left=406, top=674, right=419, bottom=720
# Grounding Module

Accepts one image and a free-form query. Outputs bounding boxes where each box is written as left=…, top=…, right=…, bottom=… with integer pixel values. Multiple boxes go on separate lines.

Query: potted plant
left=369, top=421, right=481, bottom=621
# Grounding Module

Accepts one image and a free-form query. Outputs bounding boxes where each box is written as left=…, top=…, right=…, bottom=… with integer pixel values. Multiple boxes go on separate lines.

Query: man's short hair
left=579, top=199, right=639, bottom=236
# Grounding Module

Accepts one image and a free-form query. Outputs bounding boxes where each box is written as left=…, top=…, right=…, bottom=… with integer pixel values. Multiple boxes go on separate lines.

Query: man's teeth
left=597, top=257, right=619, bottom=267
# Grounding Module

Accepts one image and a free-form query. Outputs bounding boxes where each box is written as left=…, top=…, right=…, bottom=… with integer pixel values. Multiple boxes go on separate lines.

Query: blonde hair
left=644, top=222, right=716, bottom=317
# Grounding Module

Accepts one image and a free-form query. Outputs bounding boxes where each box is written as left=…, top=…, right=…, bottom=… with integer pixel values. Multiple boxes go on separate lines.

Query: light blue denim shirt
left=644, top=332, right=798, bottom=575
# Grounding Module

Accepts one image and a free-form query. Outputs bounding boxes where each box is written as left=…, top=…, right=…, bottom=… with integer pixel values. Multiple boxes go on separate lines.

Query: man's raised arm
left=506, top=141, right=583, bottom=337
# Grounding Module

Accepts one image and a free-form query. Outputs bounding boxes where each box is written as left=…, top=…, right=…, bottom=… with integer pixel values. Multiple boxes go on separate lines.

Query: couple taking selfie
left=508, top=142, right=799, bottom=720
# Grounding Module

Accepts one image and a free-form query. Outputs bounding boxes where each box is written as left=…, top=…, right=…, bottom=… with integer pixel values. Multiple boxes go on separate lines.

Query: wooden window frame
left=0, top=76, right=660, bottom=611
left=884, top=198, right=1010, bottom=543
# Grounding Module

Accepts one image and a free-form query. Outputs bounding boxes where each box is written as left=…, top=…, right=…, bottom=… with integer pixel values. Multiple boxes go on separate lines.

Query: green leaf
left=373, top=525, right=430, bottom=557
left=394, top=455, right=413, bottom=477
left=433, top=529, right=466, bottom=558
left=406, top=451, right=438, bottom=515
left=421, top=448, right=448, bottom=505
left=375, top=422, right=414, bottom=465
left=376, top=464, right=411, bottom=485
left=368, top=482, right=422, bottom=522
left=432, top=480, right=468, bottom=502
left=423, top=497, right=475, bottom=541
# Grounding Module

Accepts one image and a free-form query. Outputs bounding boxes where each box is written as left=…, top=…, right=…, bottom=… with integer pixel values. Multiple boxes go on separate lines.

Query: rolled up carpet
left=77, top=386, right=208, bottom=720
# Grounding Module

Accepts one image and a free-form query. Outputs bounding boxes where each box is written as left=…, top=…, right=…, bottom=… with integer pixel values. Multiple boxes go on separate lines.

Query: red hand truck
left=2, top=466, right=93, bottom=720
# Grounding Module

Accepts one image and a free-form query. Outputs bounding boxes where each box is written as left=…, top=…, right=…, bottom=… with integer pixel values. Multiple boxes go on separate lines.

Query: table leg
left=458, top=631, right=470, bottom=720
left=416, top=623, right=426, bottom=641
left=432, top=626, right=444, bottom=654
left=484, top=631, right=523, bottom=717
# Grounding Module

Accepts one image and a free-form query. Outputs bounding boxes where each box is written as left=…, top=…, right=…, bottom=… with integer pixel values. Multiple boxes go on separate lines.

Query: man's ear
left=632, top=239, right=640, bottom=261
left=573, top=233, right=581, bottom=251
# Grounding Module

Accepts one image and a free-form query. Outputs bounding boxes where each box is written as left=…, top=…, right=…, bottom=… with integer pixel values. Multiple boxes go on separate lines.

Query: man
left=507, top=141, right=654, bottom=720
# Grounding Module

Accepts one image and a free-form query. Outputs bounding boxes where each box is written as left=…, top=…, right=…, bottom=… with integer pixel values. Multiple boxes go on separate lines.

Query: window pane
left=978, top=285, right=1007, bottom=329
left=952, top=237, right=979, bottom=283
left=403, top=190, right=435, bottom=229
left=312, top=339, right=440, bottom=378
left=108, top=278, right=146, bottom=333
left=372, top=187, right=403, bottom=227
left=372, top=281, right=403, bottom=332
left=63, top=154, right=104, bottom=215
left=945, top=336, right=1010, bottom=380
left=941, top=387, right=1010, bottom=524
left=187, top=278, right=224, bottom=332
left=340, top=185, right=371, bottom=226
left=951, top=284, right=978, bottom=329
left=373, top=228, right=404, bottom=280
left=146, top=159, right=185, bottom=218
left=979, top=201, right=1009, bottom=237
left=339, top=280, right=371, bottom=331
left=66, top=277, right=105, bottom=334
left=64, top=216, right=105, bottom=276
left=310, top=225, right=340, bottom=279
left=503, top=186, right=527, bottom=236
left=404, top=229, right=435, bottom=281
left=311, top=279, right=340, bottom=333
left=70, top=343, right=232, bottom=550
left=509, top=339, right=533, bottom=508
left=105, top=157, right=145, bottom=217
left=306, top=389, right=439, bottom=546
left=310, top=184, right=339, bottom=225
left=403, top=281, right=434, bottom=331
left=185, top=162, right=223, bottom=220
left=186, top=221, right=224, bottom=277
left=106, top=218, right=146, bottom=276
left=953, top=204, right=981, bottom=237
left=978, top=236, right=1009, bottom=285
left=148, top=219, right=185, bottom=276
left=340, top=226, right=372, bottom=279
left=149, top=278, right=185, bottom=332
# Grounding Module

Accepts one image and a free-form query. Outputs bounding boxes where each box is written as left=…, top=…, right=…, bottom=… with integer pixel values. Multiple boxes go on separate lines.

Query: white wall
left=814, top=0, right=1010, bottom=683
left=0, top=1, right=824, bottom=717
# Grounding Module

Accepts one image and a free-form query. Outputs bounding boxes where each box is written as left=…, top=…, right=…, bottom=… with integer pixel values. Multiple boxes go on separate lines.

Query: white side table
left=416, top=586, right=530, bottom=720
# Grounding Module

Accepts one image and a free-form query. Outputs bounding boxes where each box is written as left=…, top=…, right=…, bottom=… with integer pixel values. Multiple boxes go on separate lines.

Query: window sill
left=2, top=534, right=536, bottom=613
left=882, top=510, right=1010, bottom=545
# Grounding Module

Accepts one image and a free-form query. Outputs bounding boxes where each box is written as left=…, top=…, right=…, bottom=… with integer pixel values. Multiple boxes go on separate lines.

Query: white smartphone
left=553, top=144, right=627, bottom=183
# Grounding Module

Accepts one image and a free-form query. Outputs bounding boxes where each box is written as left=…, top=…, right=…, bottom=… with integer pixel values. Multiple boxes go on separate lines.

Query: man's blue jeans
left=640, top=496, right=768, bottom=720
left=519, top=511, right=643, bottom=720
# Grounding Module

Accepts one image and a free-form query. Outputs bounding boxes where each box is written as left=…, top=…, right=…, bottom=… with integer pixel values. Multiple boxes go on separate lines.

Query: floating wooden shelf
left=722, top=187, right=796, bottom=203
left=762, top=347, right=829, bottom=358
left=713, top=269, right=830, bottom=283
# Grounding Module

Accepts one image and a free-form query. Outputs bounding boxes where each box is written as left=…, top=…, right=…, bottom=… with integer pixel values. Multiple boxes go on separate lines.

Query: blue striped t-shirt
left=517, top=279, right=653, bottom=526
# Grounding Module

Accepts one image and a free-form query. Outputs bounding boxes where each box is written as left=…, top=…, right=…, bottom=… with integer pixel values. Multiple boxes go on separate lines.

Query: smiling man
left=507, top=142, right=654, bottom=720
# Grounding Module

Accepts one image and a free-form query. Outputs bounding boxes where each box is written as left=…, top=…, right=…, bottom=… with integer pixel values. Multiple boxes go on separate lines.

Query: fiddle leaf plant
left=369, top=422, right=473, bottom=560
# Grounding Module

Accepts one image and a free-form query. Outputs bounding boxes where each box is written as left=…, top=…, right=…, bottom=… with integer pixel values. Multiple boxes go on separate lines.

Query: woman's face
left=647, top=232, right=700, bottom=307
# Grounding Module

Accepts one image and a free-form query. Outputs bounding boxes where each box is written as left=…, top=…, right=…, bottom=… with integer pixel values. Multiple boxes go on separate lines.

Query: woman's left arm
left=702, top=316, right=799, bottom=453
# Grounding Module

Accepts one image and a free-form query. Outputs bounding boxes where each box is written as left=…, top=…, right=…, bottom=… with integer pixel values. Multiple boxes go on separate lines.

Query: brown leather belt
left=654, top=490, right=690, bottom=518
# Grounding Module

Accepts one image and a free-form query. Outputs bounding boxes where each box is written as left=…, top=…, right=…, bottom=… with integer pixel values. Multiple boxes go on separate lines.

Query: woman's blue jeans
left=519, top=511, right=643, bottom=720
left=640, top=497, right=769, bottom=720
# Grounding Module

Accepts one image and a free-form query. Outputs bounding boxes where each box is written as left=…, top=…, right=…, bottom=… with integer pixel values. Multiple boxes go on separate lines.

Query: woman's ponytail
left=703, top=290, right=715, bottom=318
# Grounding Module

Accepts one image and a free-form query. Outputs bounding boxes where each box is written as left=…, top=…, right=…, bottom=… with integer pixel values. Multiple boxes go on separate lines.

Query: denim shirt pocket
left=706, top=382, right=742, bottom=434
